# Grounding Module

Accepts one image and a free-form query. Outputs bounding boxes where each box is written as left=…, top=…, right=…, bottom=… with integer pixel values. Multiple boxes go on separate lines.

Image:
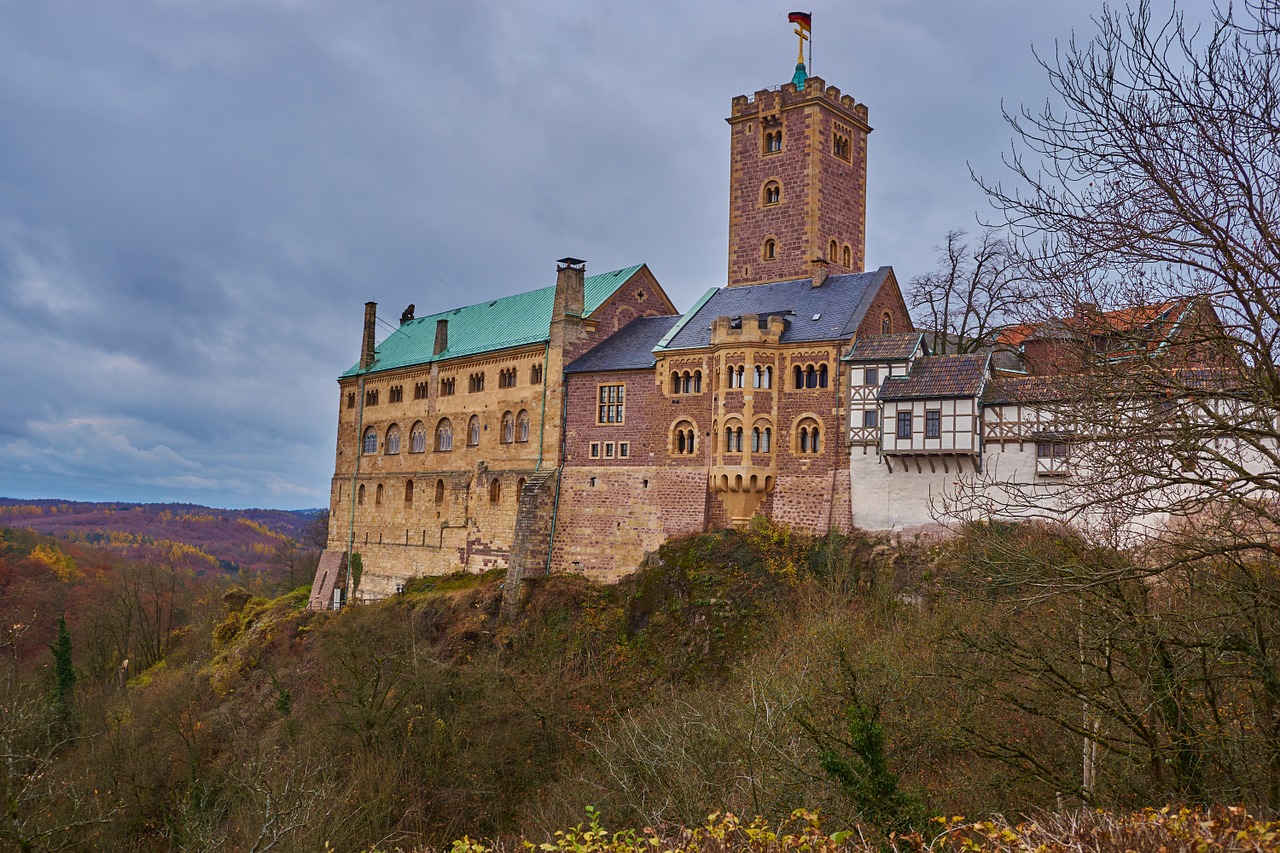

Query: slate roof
left=982, top=367, right=1241, bottom=406
left=657, top=267, right=893, bottom=352
left=342, top=264, right=645, bottom=377
left=844, top=332, right=925, bottom=362
left=566, top=315, right=682, bottom=374
left=878, top=354, right=991, bottom=401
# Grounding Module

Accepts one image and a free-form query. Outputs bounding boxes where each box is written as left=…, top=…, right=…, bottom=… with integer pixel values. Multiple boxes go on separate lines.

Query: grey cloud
left=0, top=0, right=1107, bottom=507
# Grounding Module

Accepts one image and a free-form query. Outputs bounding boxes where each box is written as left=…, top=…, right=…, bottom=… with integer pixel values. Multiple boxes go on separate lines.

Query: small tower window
left=833, top=132, right=851, bottom=161
left=434, top=479, right=445, bottom=503
left=829, top=240, right=838, bottom=262
left=843, top=245, right=853, bottom=268
left=763, top=181, right=781, bottom=206
left=763, top=239, right=776, bottom=261
left=765, top=130, right=783, bottom=153
left=881, top=312, right=892, bottom=334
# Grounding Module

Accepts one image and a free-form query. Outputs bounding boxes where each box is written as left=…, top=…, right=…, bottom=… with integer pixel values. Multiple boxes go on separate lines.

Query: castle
left=307, top=27, right=1234, bottom=609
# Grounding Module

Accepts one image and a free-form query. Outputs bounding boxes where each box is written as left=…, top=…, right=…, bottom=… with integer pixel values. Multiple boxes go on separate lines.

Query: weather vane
left=789, top=12, right=811, bottom=87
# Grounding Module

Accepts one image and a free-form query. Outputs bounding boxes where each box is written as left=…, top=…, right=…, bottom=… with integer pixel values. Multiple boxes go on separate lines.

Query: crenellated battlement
left=728, top=76, right=869, bottom=127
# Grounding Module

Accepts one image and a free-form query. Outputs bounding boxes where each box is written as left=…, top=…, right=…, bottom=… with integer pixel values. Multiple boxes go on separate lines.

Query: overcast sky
left=0, top=0, right=1113, bottom=509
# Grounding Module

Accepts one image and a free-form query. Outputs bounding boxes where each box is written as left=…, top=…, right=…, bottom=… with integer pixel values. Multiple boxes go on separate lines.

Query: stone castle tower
left=725, top=73, right=871, bottom=287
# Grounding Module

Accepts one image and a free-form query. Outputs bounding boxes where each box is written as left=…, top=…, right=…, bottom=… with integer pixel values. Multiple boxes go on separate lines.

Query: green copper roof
left=791, top=62, right=808, bottom=90
left=342, top=264, right=645, bottom=377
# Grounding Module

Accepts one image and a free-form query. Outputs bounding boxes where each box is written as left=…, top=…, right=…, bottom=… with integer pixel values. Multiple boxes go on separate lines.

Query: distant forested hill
left=0, top=498, right=326, bottom=579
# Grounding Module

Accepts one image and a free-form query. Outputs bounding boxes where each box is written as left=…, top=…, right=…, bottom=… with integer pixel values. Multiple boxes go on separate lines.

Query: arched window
left=764, top=366, right=773, bottom=388
left=362, top=427, right=377, bottom=454
left=385, top=424, right=401, bottom=455
left=725, top=423, right=744, bottom=453
left=434, top=479, right=445, bottom=503
left=763, top=181, right=781, bottom=205
left=763, top=239, right=776, bottom=260
left=797, top=418, right=821, bottom=454
left=753, top=366, right=762, bottom=388
left=489, top=478, right=501, bottom=503
left=501, top=411, right=514, bottom=443
left=805, top=365, right=817, bottom=388
left=819, top=364, right=829, bottom=388
left=843, top=245, right=852, bottom=267
left=794, top=365, right=804, bottom=389
left=435, top=418, right=453, bottom=451
left=357, top=484, right=365, bottom=505
left=682, top=371, right=692, bottom=393
left=517, top=410, right=530, bottom=442
left=530, top=364, right=543, bottom=385
left=670, top=371, right=680, bottom=393
left=736, top=366, right=745, bottom=388
left=752, top=423, right=773, bottom=453
left=765, top=130, right=783, bottom=153
left=410, top=421, right=427, bottom=453
left=404, top=479, right=413, bottom=504
left=829, top=239, right=838, bottom=261
left=881, top=312, right=892, bottom=334
left=693, top=370, right=702, bottom=392
left=375, top=483, right=384, bottom=505
left=673, top=420, right=696, bottom=455
left=468, top=415, right=480, bottom=446
left=517, top=477, right=527, bottom=496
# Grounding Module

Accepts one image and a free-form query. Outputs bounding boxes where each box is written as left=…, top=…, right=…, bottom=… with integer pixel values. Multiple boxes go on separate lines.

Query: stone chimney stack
left=810, top=257, right=829, bottom=288
left=553, top=257, right=586, bottom=320
left=360, top=301, right=377, bottom=370
left=434, top=318, right=449, bottom=355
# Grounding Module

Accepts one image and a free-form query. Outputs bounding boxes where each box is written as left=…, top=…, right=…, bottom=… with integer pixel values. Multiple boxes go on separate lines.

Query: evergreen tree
left=51, top=614, right=75, bottom=707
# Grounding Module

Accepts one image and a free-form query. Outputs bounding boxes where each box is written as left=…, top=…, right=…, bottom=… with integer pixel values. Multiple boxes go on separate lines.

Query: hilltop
left=7, top=517, right=1279, bottom=851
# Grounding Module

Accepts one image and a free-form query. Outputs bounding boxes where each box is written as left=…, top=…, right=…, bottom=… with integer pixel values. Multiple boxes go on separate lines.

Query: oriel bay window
left=597, top=384, right=625, bottom=424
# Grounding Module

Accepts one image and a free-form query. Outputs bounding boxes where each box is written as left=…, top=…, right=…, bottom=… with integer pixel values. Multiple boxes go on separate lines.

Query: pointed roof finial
left=789, top=12, right=811, bottom=89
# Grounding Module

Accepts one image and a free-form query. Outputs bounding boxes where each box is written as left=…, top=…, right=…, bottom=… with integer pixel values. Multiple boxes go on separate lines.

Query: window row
left=669, top=370, right=703, bottom=394
left=792, top=363, right=829, bottom=389
left=725, top=365, right=774, bottom=389
left=825, top=239, right=854, bottom=268
left=667, top=418, right=820, bottom=456
left=893, top=410, right=943, bottom=439
left=350, top=365, right=546, bottom=408
left=589, top=441, right=630, bottom=459
left=354, top=475, right=528, bottom=507
left=361, top=411, right=532, bottom=455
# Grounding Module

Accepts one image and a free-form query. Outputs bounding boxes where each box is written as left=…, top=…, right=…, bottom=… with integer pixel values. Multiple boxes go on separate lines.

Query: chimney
left=553, top=257, right=586, bottom=320
left=360, top=301, right=377, bottom=370
left=434, top=318, right=449, bottom=355
left=810, top=257, right=829, bottom=288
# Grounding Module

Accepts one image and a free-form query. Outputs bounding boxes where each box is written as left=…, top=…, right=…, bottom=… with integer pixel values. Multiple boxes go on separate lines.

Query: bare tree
left=906, top=227, right=1022, bottom=355
left=930, top=0, right=1280, bottom=810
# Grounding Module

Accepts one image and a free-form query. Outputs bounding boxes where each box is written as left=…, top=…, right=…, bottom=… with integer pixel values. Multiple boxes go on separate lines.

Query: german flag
left=788, top=12, right=811, bottom=31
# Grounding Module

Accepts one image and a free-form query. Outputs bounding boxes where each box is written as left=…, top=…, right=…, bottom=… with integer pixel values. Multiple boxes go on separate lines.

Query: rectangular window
left=925, top=410, right=941, bottom=438
left=619, top=442, right=629, bottom=458
left=896, top=410, right=913, bottom=439
left=604, top=442, right=615, bottom=458
left=589, top=442, right=600, bottom=459
left=863, top=410, right=878, bottom=429
left=865, top=368, right=878, bottom=387
left=597, top=384, right=625, bottom=424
